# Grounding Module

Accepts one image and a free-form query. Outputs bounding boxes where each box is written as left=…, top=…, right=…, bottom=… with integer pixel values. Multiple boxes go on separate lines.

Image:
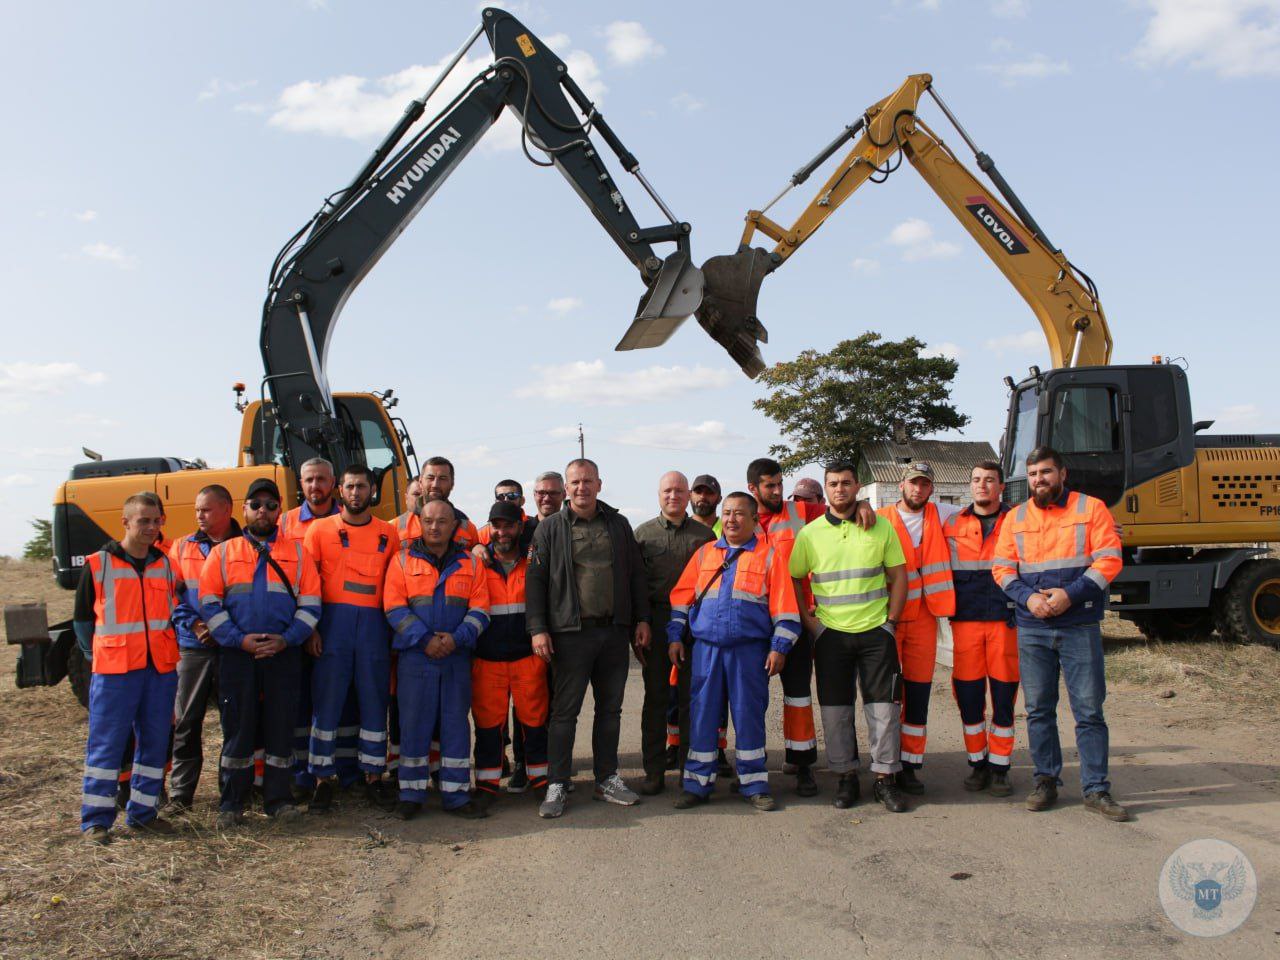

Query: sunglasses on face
left=495, top=492, right=522, bottom=501
left=248, top=499, right=280, bottom=512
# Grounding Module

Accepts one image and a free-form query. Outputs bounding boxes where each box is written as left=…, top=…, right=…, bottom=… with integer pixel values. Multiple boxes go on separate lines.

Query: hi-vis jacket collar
left=300, top=500, right=340, bottom=522
left=959, top=503, right=1011, bottom=519
left=713, top=533, right=759, bottom=553
left=408, top=539, right=468, bottom=571
left=102, top=539, right=166, bottom=567
left=189, top=519, right=242, bottom=545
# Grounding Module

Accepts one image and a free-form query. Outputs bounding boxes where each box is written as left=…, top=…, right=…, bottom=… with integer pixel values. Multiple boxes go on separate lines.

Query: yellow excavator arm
left=698, top=73, right=1113, bottom=373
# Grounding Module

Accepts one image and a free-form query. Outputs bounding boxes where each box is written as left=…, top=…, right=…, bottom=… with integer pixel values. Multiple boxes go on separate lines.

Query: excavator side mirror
left=616, top=250, right=705, bottom=353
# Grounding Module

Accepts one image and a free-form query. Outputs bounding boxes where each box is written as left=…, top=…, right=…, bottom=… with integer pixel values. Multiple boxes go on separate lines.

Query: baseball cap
left=900, top=461, right=934, bottom=482
left=691, top=474, right=721, bottom=494
left=488, top=501, right=523, bottom=524
left=246, top=477, right=281, bottom=502
left=791, top=478, right=823, bottom=501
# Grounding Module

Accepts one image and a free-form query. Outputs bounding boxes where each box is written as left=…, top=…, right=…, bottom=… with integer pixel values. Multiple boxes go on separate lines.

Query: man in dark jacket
left=526, top=458, right=651, bottom=818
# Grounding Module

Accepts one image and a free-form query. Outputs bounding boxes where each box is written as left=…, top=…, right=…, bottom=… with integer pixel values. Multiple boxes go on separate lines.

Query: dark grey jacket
left=525, top=499, right=651, bottom=635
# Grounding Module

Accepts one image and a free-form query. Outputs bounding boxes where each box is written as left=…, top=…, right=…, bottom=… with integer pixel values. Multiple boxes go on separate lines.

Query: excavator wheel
left=1215, top=559, right=1280, bottom=650
left=67, top=645, right=91, bottom=710
left=1132, top=611, right=1215, bottom=643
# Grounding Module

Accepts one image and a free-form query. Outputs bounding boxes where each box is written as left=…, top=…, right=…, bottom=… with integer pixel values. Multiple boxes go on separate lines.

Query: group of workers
left=75, top=444, right=1127, bottom=844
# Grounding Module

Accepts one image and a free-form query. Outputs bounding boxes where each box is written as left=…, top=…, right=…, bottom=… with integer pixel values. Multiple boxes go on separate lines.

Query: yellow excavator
left=695, top=73, right=1280, bottom=648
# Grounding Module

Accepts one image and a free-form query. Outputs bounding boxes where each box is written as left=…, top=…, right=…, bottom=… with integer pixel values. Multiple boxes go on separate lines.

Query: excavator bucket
left=616, top=250, right=705, bottom=352
left=694, top=246, right=774, bottom=378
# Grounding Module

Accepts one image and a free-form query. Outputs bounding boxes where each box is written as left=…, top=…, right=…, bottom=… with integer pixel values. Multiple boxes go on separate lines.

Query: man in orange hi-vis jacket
left=993, top=446, right=1126, bottom=823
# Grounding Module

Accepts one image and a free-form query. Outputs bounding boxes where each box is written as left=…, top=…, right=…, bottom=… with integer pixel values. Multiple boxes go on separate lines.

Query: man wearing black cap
left=634, top=471, right=715, bottom=794
left=690, top=474, right=723, bottom=536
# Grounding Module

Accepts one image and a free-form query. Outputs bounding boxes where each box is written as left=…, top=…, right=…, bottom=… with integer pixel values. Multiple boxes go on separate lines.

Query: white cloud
left=1133, top=0, right=1280, bottom=77
left=451, top=443, right=500, bottom=468
left=82, top=242, right=137, bottom=270
left=670, top=91, right=705, bottom=113
left=921, top=341, right=964, bottom=360
left=0, top=362, right=107, bottom=395
left=983, top=330, right=1044, bottom=353
left=886, top=219, right=961, bottom=261
left=516, top=360, right=733, bottom=405
left=0, top=474, right=35, bottom=489
left=547, top=296, right=583, bottom=314
left=851, top=257, right=882, bottom=276
left=198, top=78, right=257, bottom=102
left=1212, top=403, right=1265, bottom=429
left=267, top=37, right=603, bottom=146
left=979, top=53, right=1071, bottom=84
left=73, top=209, right=97, bottom=222
left=991, top=0, right=1028, bottom=17
left=603, top=21, right=664, bottom=65
left=990, top=37, right=1014, bottom=52
left=615, top=420, right=746, bottom=451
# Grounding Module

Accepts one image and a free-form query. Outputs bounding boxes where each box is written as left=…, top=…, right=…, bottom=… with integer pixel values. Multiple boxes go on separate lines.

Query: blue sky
left=2, top=0, right=1277, bottom=555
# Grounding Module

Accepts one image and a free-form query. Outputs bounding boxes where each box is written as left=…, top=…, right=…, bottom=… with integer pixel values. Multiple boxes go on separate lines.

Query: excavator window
left=1007, top=386, right=1040, bottom=485
left=334, top=395, right=400, bottom=472
left=1128, top=368, right=1180, bottom=451
left=1048, top=383, right=1126, bottom=506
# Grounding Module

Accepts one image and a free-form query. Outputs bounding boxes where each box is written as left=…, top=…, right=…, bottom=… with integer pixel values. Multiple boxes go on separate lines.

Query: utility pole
left=577, top=423, right=585, bottom=459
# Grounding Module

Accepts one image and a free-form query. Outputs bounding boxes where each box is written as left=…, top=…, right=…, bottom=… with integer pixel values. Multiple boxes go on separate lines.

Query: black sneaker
left=506, top=763, right=529, bottom=794
left=447, top=800, right=489, bottom=820
left=1083, top=791, right=1129, bottom=822
left=290, top=782, right=315, bottom=805
left=1025, top=776, right=1058, bottom=812
left=394, top=800, right=421, bottom=821
left=673, top=791, right=707, bottom=809
left=833, top=773, right=860, bottom=809
left=638, top=772, right=665, bottom=796
left=309, top=779, right=336, bottom=813
left=665, top=745, right=679, bottom=771
left=963, top=765, right=992, bottom=792
left=717, top=749, right=733, bottom=777
left=873, top=776, right=908, bottom=813
left=896, top=766, right=925, bottom=795
left=365, top=778, right=398, bottom=811
left=989, top=768, right=1013, bottom=797
left=795, top=766, right=819, bottom=797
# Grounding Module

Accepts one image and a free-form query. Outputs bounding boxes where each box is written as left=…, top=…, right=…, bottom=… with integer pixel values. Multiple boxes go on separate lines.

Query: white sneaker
left=539, top=782, right=568, bottom=819
left=593, top=774, right=639, bottom=806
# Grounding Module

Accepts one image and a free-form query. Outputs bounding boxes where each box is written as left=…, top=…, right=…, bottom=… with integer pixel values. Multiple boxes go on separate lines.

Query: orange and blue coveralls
left=668, top=534, right=800, bottom=797
left=943, top=505, right=1019, bottom=769
left=199, top=530, right=321, bottom=815
left=304, top=515, right=399, bottom=777
left=992, top=491, right=1123, bottom=628
left=758, top=499, right=824, bottom=769
left=77, top=542, right=181, bottom=831
left=878, top=503, right=956, bottom=768
left=473, top=547, right=549, bottom=793
left=383, top=543, right=490, bottom=807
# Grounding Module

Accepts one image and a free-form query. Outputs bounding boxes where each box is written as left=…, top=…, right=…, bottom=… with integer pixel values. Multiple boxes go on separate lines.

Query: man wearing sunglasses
left=478, top=480, right=537, bottom=550
left=199, top=478, right=322, bottom=828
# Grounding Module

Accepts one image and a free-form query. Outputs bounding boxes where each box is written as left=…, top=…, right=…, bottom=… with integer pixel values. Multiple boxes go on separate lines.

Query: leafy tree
left=23, top=518, right=53, bottom=561
left=754, top=332, right=970, bottom=471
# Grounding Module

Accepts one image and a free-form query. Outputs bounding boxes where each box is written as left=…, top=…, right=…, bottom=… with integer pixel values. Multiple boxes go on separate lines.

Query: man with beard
left=167, top=484, right=241, bottom=812
left=400, top=457, right=480, bottom=550
left=876, top=463, right=958, bottom=795
left=472, top=502, right=549, bottom=809
left=634, top=471, right=715, bottom=795
left=304, top=465, right=400, bottom=811
left=993, top=447, right=1126, bottom=822
left=531, top=471, right=567, bottom=519
left=200, top=479, right=321, bottom=828
left=690, top=474, right=723, bottom=535
left=942, top=461, right=1020, bottom=797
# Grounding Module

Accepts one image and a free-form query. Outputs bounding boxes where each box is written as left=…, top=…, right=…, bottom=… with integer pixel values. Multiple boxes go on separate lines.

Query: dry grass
left=0, top=558, right=363, bottom=960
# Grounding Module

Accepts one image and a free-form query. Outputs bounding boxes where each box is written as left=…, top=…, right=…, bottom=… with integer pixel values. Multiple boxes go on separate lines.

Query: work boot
left=833, top=773, right=860, bottom=809
left=163, top=796, right=193, bottom=817
left=717, top=749, right=734, bottom=777
left=309, top=779, right=336, bottom=814
left=989, top=768, right=1013, bottom=797
left=782, top=761, right=799, bottom=776
left=963, top=765, right=992, bottom=793
left=673, top=791, right=707, bottom=809
left=502, top=754, right=511, bottom=778
left=539, top=783, right=568, bottom=819
left=447, top=800, right=489, bottom=820
left=216, top=810, right=245, bottom=830
left=1025, top=776, right=1058, bottom=812
left=290, top=782, right=315, bottom=805
left=665, top=745, right=679, bottom=771
left=127, top=817, right=175, bottom=836
left=594, top=774, right=639, bottom=806
left=270, top=804, right=304, bottom=824
left=82, top=826, right=111, bottom=846
left=364, top=778, right=398, bottom=811
left=896, top=766, right=925, bottom=795
left=1083, top=791, right=1129, bottom=822
left=795, top=765, right=818, bottom=797
left=506, top=763, right=529, bottom=794
left=638, top=772, right=665, bottom=796
left=472, top=790, right=497, bottom=814
left=393, top=800, right=421, bottom=821
left=873, top=776, right=909, bottom=813
left=747, top=793, right=778, bottom=812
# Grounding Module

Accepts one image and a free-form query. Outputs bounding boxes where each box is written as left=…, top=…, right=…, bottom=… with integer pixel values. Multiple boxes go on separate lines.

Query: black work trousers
left=218, top=645, right=301, bottom=815
left=170, top=645, right=218, bottom=802
left=641, top=606, right=689, bottom=776
left=547, top=625, right=630, bottom=784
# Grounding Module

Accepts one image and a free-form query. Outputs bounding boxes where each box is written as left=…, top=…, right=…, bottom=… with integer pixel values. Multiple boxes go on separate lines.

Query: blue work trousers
left=295, top=655, right=361, bottom=788
left=309, top=605, right=391, bottom=777
left=219, top=645, right=301, bottom=814
left=397, top=650, right=472, bottom=808
left=81, top=666, right=177, bottom=831
left=1017, top=622, right=1111, bottom=795
left=684, top=640, right=770, bottom=798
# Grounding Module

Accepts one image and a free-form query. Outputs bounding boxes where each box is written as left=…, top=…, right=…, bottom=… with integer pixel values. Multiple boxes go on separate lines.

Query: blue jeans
left=1016, top=622, right=1110, bottom=795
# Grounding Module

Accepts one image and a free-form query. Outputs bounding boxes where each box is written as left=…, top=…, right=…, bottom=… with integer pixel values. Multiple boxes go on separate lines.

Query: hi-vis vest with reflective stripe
left=942, top=506, right=1014, bottom=623
left=759, top=500, right=808, bottom=546
left=86, top=550, right=179, bottom=675
left=477, top=554, right=531, bottom=661
left=879, top=503, right=956, bottom=621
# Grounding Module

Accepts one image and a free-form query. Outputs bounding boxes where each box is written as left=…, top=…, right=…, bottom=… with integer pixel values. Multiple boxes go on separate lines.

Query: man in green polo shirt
left=790, top=460, right=910, bottom=813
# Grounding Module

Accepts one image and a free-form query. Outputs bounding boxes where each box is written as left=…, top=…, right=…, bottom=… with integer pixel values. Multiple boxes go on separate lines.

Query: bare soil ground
left=2, top=557, right=1278, bottom=959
